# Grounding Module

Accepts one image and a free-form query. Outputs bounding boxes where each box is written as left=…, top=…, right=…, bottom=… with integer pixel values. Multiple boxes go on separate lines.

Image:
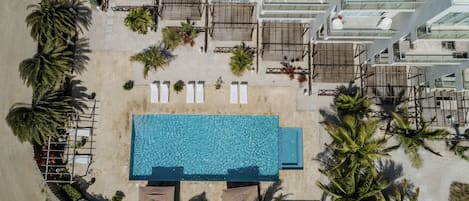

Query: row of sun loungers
left=150, top=81, right=247, bottom=104
left=139, top=185, right=258, bottom=201
left=186, top=81, right=205, bottom=103
left=150, top=81, right=170, bottom=104
left=230, top=82, right=248, bottom=104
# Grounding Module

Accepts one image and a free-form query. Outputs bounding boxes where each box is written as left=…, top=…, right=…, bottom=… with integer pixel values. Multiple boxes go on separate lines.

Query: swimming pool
left=130, top=114, right=279, bottom=181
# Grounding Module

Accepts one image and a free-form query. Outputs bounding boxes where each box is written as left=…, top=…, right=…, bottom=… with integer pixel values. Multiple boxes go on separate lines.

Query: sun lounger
left=150, top=81, right=159, bottom=103
left=161, top=81, right=169, bottom=103
left=230, top=82, right=238, bottom=104
left=67, top=127, right=92, bottom=137
left=68, top=155, right=91, bottom=164
left=186, top=81, right=195, bottom=103
left=196, top=81, right=204, bottom=103
left=239, top=82, right=248, bottom=104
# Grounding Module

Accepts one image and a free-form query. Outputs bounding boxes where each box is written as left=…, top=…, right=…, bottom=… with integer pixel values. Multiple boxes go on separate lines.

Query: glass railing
left=260, top=12, right=317, bottom=19
left=341, top=0, right=422, bottom=10
left=396, top=54, right=469, bottom=63
left=435, top=80, right=456, bottom=88
left=417, top=28, right=469, bottom=40
left=262, top=3, right=328, bottom=12
left=328, top=29, right=396, bottom=37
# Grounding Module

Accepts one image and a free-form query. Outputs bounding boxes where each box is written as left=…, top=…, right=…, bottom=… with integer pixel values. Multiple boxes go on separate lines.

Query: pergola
left=159, top=0, right=204, bottom=20
left=209, top=2, right=257, bottom=41
left=261, top=22, right=309, bottom=61
left=363, top=65, right=409, bottom=109
left=312, top=43, right=356, bottom=83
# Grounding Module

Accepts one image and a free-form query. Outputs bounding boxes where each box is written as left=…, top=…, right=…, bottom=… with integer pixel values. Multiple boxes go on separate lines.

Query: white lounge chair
left=161, top=81, right=169, bottom=103
left=196, top=81, right=204, bottom=103
left=186, top=81, right=195, bottom=103
left=72, top=155, right=91, bottom=164
left=230, top=82, right=238, bottom=104
left=150, top=81, right=159, bottom=103
left=240, top=82, right=248, bottom=104
left=67, top=127, right=92, bottom=137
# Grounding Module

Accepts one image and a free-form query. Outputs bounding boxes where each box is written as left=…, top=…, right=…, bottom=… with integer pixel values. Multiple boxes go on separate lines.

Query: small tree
left=180, top=20, right=198, bottom=46
left=162, top=27, right=180, bottom=50
left=130, top=45, right=171, bottom=78
left=174, top=80, right=184, bottom=94
left=229, top=43, right=254, bottom=76
left=124, top=7, right=154, bottom=34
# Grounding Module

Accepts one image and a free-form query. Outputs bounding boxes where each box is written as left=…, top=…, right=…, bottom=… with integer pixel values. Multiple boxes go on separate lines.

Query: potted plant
left=123, top=80, right=134, bottom=90
left=180, top=20, right=198, bottom=46
left=174, top=80, right=184, bottom=94
left=215, top=76, right=223, bottom=89
left=298, top=74, right=307, bottom=83
left=124, top=7, right=154, bottom=34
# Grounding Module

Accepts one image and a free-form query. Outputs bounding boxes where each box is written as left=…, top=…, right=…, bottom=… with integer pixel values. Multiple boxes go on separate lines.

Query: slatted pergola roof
left=210, top=3, right=257, bottom=41
left=160, top=0, right=204, bottom=20
left=261, top=22, right=309, bottom=61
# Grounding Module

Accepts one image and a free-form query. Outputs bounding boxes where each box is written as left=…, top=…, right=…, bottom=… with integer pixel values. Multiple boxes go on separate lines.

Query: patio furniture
left=239, top=82, right=248, bottom=104
left=230, top=82, right=238, bottom=104
left=196, top=81, right=204, bottom=103
left=72, top=155, right=91, bottom=164
left=186, top=81, right=195, bottom=103
left=67, top=127, right=92, bottom=137
left=222, top=185, right=259, bottom=201
left=139, top=186, right=175, bottom=201
left=161, top=81, right=170, bottom=103
left=150, top=81, right=159, bottom=103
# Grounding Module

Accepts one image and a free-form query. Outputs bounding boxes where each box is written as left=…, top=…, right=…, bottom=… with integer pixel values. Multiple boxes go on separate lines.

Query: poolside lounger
left=150, top=81, right=159, bottom=103
left=239, top=82, right=248, bottom=104
left=67, top=127, right=92, bottom=137
left=161, top=81, right=169, bottom=103
left=186, top=81, right=195, bottom=103
left=230, top=82, right=238, bottom=104
left=72, top=155, right=91, bottom=164
left=196, top=81, right=204, bottom=103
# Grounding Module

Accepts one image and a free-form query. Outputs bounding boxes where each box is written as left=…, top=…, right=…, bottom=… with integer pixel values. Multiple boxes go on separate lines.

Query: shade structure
left=139, top=186, right=175, bottom=201
left=222, top=185, right=259, bottom=201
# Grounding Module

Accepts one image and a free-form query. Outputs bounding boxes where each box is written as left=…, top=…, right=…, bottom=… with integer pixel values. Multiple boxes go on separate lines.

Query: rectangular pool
left=130, top=114, right=279, bottom=181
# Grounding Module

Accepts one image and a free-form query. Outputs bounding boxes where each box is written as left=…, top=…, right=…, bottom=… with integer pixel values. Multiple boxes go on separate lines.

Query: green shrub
left=230, top=43, right=254, bottom=76
left=162, top=27, right=180, bottom=51
left=174, top=80, right=184, bottom=93
left=123, top=80, right=134, bottom=90
left=63, top=184, right=82, bottom=201
left=124, top=8, right=154, bottom=34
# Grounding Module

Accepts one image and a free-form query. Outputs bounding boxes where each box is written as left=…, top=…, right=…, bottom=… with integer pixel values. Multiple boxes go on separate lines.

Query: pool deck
left=70, top=9, right=327, bottom=200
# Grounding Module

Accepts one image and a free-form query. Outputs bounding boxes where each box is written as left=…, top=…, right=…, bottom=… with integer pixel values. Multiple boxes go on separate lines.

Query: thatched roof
left=449, top=182, right=469, bottom=201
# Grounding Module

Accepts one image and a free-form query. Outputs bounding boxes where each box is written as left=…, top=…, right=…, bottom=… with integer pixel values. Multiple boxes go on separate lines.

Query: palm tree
left=26, top=0, right=89, bottom=44
left=335, top=91, right=372, bottom=120
left=130, top=45, right=171, bottom=78
left=124, top=7, right=154, bottom=34
left=19, top=40, right=73, bottom=91
left=230, top=43, right=254, bottom=76
left=6, top=90, right=73, bottom=145
left=388, top=112, right=449, bottom=168
left=318, top=166, right=390, bottom=201
left=180, top=20, right=198, bottom=46
left=324, top=115, right=390, bottom=177
left=162, top=27, right=181, bottom=50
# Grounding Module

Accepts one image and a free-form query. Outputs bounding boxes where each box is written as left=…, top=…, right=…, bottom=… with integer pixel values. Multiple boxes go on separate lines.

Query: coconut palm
left=26, top=0, right=75, bottom=44
left=230, top=43, right=254, bottom=76
left=335, top=91, right=372, bottom=120
left=388, top=112, right=449, bottom=168
left=324, top=115, right=390, bottom=177
left=124, top=7, right=154, bottom=34
left=389, top=179, right=419, bottom=201
left=162, top=27, right=180, bottom=50
left=130, top=45, right=171, bottom=78
left=318, top=166, right=390, bottom=201
left=19, top=40, right=73, bottom=91
left=6, top=90, right=73, bottom=145
left=180, top=20, right=198, bottom=46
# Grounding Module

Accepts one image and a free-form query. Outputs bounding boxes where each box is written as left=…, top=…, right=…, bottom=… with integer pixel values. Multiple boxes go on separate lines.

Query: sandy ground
left=0, top=0, right=58, bottom=200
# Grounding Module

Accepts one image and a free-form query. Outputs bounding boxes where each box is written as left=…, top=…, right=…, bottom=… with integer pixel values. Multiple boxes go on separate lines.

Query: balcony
left=395, top=52, right=469, bottom=64
left=260, top=1, right=327, bottom=21
left=341, top=0, right=423, bottom=11
left=417, top=26, right=469, bottom=40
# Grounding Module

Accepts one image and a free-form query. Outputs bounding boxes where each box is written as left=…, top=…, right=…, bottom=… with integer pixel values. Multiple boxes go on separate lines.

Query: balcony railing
left=417, top=27, right=469, bottom=40
left=262, top=3, right=328, bottom=12
left=396, top=53, right=469, bottom=63
left=435, top=80, right=456, bottom=88
left=341, top=0, right=422, bottom=10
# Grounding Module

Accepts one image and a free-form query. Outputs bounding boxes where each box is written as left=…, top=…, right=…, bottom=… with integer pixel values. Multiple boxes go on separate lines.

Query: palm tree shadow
left=372, top=85, right=406, bottom=116
left=63, top=79, right=90, bottom=113
left=262, top=180, right=290, bottom=201
left=65, top=0, right=92, bottom=32
left=69, top=37, right=91, bottom=75
left=377, top=159, right=405, bottom=198
left=159, top=45, right=177, bottom=62
left=189, top=192, right=207, bottom=201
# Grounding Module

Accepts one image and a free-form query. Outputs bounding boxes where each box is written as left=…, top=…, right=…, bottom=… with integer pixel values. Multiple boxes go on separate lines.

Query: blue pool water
left=130, top=114, right=279, bottom=181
